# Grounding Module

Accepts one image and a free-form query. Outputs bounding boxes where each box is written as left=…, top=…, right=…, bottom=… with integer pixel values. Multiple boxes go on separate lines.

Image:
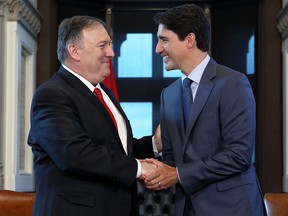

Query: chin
left=164, top=62, right=175, bottom=71
left=165, top=66, right=174, bottom=71
left=104, top=70, right=111, bottom=77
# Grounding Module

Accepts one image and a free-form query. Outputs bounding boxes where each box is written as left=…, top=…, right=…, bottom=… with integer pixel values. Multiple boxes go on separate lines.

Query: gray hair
left=57, top=15, right=109, bottom=63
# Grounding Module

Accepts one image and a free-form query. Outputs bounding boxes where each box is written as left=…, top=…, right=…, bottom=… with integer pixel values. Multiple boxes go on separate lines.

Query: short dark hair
left=57, top=15, right=109, bottom=63
left=154, top=4, right=210, bottom=52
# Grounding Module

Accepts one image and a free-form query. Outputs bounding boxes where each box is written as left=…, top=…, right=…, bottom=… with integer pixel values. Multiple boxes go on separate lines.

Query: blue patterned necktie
left=182, top=78, right=193, bottom=127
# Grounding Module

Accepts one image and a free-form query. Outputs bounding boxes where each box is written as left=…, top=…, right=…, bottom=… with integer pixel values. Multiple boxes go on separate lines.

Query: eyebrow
left=96, top=40, right=112, bottom=45
left=158, top=35, right=168, bottom=40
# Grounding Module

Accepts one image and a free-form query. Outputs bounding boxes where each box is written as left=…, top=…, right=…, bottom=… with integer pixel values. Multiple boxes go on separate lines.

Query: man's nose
left=107, top=46, right=115, bottom=57
left=155, top=42, right=163, bottom=54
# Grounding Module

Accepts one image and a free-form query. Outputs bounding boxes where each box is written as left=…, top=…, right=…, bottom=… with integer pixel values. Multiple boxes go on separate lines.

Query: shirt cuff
left=152, top=136, right=162, bottom=157
left=136, top=159, right=141, bottom=178
left=176, top=167, right=181, bottom=184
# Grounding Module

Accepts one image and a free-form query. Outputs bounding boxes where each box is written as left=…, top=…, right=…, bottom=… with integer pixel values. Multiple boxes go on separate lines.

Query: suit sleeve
left=132, top=136, right=154, bottom=159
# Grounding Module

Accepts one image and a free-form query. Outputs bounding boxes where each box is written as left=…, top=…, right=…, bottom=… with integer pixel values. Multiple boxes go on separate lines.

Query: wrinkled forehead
left=81, top=24, right=111, bottom=43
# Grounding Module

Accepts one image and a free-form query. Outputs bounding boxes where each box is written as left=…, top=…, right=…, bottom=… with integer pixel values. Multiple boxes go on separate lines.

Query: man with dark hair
left=28, top=15, right=160, bottom=216
left=143, top=4, right=265, bottom=216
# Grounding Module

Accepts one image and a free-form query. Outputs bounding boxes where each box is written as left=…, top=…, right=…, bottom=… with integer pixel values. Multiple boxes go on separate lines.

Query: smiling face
left=155, top=24, right=190, bottom=74
left=68, top=24, right=115, bottom=84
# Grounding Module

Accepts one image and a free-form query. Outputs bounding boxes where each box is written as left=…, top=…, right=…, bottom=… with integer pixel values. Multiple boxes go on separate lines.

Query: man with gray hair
left=28, top=15, right=160, bottom=216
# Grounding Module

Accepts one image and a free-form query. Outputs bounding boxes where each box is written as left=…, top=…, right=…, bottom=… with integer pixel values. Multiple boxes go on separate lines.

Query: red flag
left=102, top=60, right=120, bottom=101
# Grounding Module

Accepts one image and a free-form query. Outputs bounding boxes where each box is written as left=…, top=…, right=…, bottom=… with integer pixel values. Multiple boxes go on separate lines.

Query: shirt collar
left=62, top=64, right=100, bottom=92
left=182, top=54, right=210, bottom=84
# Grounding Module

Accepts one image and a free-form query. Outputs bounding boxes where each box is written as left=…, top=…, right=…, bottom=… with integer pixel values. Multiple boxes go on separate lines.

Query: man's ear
left=186, top=33, right=196, bottom=49
left=67, top=44, right=81, bottom=61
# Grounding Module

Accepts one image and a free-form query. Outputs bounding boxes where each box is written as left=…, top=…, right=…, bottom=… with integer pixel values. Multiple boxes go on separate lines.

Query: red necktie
left=94, top=88, right=118, bottom=130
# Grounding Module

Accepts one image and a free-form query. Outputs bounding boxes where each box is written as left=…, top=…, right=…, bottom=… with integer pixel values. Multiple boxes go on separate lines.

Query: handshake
left=138, top=158, right=179, bottom=190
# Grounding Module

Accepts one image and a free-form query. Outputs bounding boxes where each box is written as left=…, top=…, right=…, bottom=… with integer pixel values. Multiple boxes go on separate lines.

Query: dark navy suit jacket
left=160, top=58, right=265, bottom=216
left=28, top=66, right=154, bottom=216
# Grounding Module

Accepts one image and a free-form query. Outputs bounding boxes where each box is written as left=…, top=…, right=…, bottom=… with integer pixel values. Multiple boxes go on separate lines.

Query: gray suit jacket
left=160, top=58, right=265, bottom=216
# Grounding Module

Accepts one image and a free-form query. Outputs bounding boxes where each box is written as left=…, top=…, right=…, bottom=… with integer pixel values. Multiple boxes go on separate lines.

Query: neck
left=182, top=51, right=207, bottom=75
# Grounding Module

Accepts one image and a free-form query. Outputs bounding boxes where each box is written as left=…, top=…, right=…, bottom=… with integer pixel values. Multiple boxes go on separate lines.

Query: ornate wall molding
left=0, top=0, right=39, bottom=191
left=277, top=3, right=288, bottom=40
left=0, top=0, right=41, bottom=38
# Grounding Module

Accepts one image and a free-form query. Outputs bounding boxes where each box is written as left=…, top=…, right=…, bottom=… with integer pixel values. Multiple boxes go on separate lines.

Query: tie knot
left=93, top=88, right=101, bottom=97
left=183, top=78, right=192, bottom=88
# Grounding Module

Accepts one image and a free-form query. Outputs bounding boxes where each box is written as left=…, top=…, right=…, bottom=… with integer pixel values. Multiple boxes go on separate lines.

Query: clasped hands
left=139, top=158, right=179, bottom=190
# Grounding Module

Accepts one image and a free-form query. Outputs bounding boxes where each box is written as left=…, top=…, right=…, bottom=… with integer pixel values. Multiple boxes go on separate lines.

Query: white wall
left=0, top=0, right=41, bottom=192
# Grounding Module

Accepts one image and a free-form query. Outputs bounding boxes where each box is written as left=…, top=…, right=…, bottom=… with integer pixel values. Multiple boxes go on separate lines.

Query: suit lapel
left=58, top=67, right=108, bottom=115
left=57, top=67, right=124, bottom=152
left=100, top=84, right=134, bottom=156
left=182, top=59, right=217, bottom=151
left=164, top=79, right=186, bottom=149
left=101, top=84, right=127, bottom=122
